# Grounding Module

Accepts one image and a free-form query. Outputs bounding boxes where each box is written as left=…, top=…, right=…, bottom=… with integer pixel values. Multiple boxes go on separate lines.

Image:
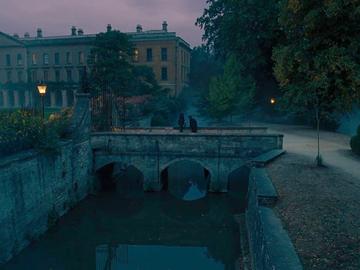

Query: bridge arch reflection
left=160, top=159, right=211, bottom=201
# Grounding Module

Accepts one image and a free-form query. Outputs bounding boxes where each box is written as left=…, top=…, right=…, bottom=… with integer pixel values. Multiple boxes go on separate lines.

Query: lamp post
left=37, top=83, right=47, bottom=119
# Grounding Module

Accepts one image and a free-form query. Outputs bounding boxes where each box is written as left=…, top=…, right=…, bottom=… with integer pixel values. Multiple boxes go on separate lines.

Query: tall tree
left=196, top=0, right=279, bottom=104
left=207, top=55, right=255, bottom=120
left=189, top=45, right=222, bottom=97
left=273, top=0, right=360, bottom=164
left=88, top=30, right=160, bottom=130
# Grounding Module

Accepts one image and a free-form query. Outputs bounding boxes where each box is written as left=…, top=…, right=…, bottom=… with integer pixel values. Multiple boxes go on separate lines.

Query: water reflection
left=2, top=192, right=242, bottom=270
left=163, top=160, right=209, bottom=201
left=96, top=245, right=223, bottom=270
left=2, top=163, right=249, bottom=270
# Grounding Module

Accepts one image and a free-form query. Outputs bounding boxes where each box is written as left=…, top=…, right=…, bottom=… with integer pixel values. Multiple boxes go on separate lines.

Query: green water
left=2, top=190, right=244, bottom=270
left=2, top=161, right=248, bottom=270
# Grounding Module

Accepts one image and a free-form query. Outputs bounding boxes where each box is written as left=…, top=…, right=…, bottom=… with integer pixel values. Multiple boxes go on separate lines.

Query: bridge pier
left=142, top=168, right=162, bottom=192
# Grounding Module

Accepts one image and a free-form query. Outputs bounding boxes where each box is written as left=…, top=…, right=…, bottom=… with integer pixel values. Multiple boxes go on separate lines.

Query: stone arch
left=160, top=158, right=213, bottom=176
left=94, top=160, right=144, bottom=192
left=160, top=158, right=212, bottom=193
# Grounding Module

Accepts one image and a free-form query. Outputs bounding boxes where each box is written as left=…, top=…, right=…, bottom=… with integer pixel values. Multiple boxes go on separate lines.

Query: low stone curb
left=246, top=155, right=303, bottom=270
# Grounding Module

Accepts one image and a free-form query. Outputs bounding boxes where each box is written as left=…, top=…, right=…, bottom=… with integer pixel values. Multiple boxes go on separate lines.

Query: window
left=55, top=53, right=60, bottom=65
left=66, top=69, right=72, bottom=82
left=43, top=53, right=49, bottom=65
left=161, top=67, right=168, bottom=81
left=44, top=70, right=49, bottom=82
left=55, top=70, right=60, bottom=82
left=133, top=48, right=139, bottom=62
left=6, top=71, right=12, bottom=82
left=17, top=54, right=22, bottom=65
left=66, top=52, right=72, bottom=64
left=31, top=70, right=37, bottom=82
left=6, top=54, right=11, bottom=66
left=78, top=52, right=84, bottom=64
left=161, top=48, right=168, bottom=61
left=17, top=71, right=23, bottom=82
left=146, top=48, right=153, bottom=62
left=32, top=53, right=37, bottom=65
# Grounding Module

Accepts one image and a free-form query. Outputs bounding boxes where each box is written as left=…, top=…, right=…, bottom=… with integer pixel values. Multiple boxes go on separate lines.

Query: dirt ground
left=267, top=152, right=360, bottom=270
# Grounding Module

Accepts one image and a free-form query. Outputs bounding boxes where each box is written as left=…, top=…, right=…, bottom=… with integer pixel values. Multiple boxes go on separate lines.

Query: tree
left=88, top=29, right=133, bottom=130
left=88, top=30, right=160, bottom=130
left=207, top=55, right=255, bottom=120
left=273, top=0, right=360, bottom=165
left=189, top=45, right=222, bottom=97
left=196, top=0, right=280, bottom=105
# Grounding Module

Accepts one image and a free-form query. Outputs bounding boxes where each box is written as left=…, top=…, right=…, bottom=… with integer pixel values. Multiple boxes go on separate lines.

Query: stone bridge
left=91, top=127, right=283, bottom=192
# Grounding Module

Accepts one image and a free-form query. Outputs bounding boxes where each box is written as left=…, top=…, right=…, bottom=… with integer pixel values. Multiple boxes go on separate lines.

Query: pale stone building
left=0, top=22, right=191, bottom=108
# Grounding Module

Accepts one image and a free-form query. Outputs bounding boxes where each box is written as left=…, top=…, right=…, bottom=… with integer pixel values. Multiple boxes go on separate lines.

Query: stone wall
left=0, top=139, right=93, bottom=264
left=246, top=168, right=303, bottom=270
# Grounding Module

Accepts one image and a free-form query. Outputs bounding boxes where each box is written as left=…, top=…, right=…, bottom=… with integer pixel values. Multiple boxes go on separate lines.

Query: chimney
left=24, top=32, right=30, bottom=38
left=37, top=28, right=43, bottom=38
left=136, top=24, right=143, bottom=33
left=71, top=26, right=77, bottom=36
left=77, top=28, right=84, bottom=36
left=107, top=24, right=112, bottom=32
left=162, top=21, right=168, bottom=32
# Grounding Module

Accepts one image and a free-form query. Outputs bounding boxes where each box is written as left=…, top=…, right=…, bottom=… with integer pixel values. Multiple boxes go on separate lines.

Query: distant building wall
left=0, top=22, right=191, bottom=109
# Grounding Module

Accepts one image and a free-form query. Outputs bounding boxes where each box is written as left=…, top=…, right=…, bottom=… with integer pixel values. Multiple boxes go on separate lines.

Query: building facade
left=0, top=22, right=191, bottom=109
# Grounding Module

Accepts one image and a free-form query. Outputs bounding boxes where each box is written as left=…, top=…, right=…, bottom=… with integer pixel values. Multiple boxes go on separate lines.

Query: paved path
left=261, top=123, right=360, bottom=182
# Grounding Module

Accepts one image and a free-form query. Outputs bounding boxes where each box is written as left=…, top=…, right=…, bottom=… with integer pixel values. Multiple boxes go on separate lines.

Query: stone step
left=251, top=149, right=286, bottom=167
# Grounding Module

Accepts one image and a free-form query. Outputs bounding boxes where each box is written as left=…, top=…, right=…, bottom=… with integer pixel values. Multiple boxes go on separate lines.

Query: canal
left=2, top=161, right=249, bottom=270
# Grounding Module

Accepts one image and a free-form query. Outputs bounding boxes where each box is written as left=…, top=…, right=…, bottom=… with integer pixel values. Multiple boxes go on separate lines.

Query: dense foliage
left=273, top=0, right=360, bottom=125
left=0, top=109, right=72, bottom=155
left=207, top=55, right=255, bottom=119
left=196, top=0, right=280, bottom=108
left=190, top=45, right=222, bottom=97
left=89, top=29, right=176, bottom=129
left=196, top=0, right=360, bottom=126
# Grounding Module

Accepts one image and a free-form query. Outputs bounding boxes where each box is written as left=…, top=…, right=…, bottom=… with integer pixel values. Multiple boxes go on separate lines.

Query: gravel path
left=263, top=123, right=360, bottom=183
left=267, top=153, right=360, bottom=269
left=263, top=124, right=360, bottom=269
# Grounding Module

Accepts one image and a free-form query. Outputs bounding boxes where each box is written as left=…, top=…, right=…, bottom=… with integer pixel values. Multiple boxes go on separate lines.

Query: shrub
left=0, top=108, right=73, bottom=156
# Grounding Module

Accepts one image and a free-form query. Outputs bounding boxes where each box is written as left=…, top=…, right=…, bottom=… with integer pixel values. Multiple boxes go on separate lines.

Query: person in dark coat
left=189, top=116, right=198, bottom=133
left=178, top=113, right=185, bottom=132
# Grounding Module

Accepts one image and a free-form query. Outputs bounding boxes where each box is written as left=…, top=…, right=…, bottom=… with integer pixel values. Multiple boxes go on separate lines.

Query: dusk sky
left=0, top=0, right=206, bottom=47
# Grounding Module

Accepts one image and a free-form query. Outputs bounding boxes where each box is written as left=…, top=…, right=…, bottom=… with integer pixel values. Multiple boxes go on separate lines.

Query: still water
left=2, top=162, right=247, bottom=270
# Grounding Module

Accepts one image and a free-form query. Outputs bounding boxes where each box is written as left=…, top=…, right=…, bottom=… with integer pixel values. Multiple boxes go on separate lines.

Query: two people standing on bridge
left=178, top=113, right=198, bottom=133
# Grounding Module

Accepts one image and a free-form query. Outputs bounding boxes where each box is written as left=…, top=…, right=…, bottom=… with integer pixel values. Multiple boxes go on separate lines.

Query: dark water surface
left=2, top=190, right=244, bottom=270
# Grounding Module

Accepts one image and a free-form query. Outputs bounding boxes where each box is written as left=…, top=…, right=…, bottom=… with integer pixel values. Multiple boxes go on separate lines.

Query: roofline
left=14, top=30, right=192, bottom=49
left=0, top=32, right=25, bottom=47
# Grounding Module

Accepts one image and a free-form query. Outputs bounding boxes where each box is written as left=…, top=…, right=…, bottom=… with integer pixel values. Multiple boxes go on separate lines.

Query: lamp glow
left=37, top=83, right=47, bottom=96
left=270, top=98, right=276, bottom=105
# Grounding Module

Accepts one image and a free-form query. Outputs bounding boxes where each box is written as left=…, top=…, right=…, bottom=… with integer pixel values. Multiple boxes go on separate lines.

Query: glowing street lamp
left=37, top=82, right=47, bottom=119
left=270, top=97, right=276, bottom=105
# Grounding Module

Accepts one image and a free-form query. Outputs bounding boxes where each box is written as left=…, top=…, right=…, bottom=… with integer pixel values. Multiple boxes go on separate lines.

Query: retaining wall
left=246, top=168, right=303, bottom=270
left=0, top=140, right=93, bottom=264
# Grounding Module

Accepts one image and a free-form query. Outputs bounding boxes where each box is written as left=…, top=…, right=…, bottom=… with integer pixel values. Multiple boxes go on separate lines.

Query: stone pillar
left=13, top=90, right=19, bottom=108
left=3, top=90, right=9, bottom=108
left=70, top=93, right=91, bottom=142
left=50, top=91, right=56, bottom=108
left=24, top=90, right=30, bottom=107
left=62, top=90, right=68, bottom=108
left=142, top=167, right=162, bottom=191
